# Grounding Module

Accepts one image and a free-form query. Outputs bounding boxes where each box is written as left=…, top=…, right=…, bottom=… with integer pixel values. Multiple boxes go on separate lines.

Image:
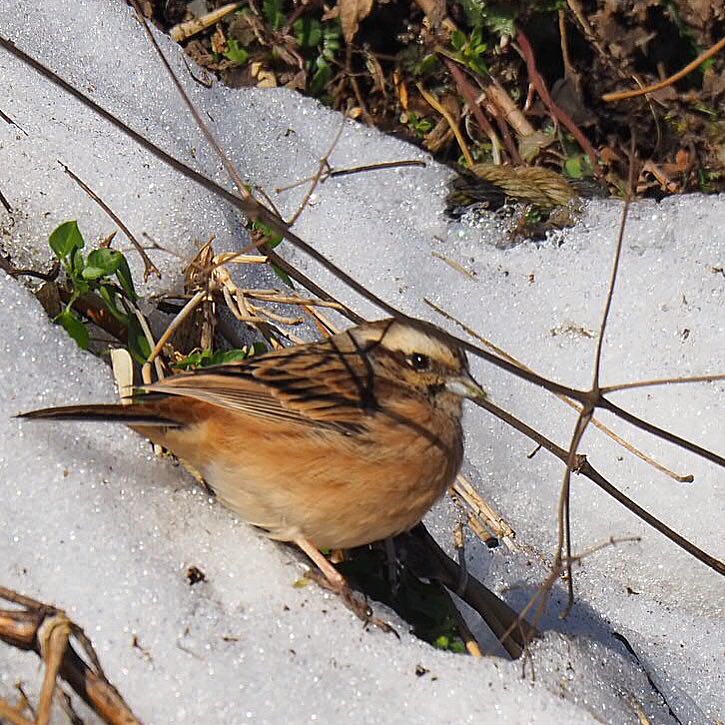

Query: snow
left=0, top=1, right=723, bottom=723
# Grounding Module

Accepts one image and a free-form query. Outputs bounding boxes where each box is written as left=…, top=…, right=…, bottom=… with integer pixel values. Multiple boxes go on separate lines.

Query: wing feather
left=142, top=338, right=378, bottom=434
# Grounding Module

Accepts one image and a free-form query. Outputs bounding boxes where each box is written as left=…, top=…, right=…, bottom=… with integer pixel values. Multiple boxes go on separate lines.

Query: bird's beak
left=445, top=371, right=487, bottom=401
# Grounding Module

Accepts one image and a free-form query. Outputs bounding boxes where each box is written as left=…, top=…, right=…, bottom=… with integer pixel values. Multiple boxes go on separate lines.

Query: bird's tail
left=17, top=403, right=181, bottom=427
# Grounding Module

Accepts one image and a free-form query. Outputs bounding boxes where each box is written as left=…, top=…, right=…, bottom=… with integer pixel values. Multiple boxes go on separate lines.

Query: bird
left=19, top=317, right=486, bottom=599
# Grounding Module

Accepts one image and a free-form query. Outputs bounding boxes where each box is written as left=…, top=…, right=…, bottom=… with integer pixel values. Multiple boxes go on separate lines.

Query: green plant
left=293, top=16, right=323, bottom=49
left=307, top=22, right=342, bottom=98
left=174, top=343, right=267, bottom=370
left=48, top=221, right=272, bottom=371
left=563, top=153, right=595, bottom=180
left=224, top=38, right=249, bottom=65
left=48, top=221, right=149, bottom=362
left=404, top=111, right=433, bottom=137
left=450, top=27, right=489, bottom=76
left=262, top=0, right=286, bottom=31
left=459, top=0, right=517, bottom=36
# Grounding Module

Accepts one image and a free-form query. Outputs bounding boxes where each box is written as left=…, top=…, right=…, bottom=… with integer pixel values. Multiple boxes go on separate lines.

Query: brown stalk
left=0, top=698, right=33, bottom=725
left=0, top=588, right=141, bottom=725
left=515, top=29, right=599, bottom=174
left=169, top=2, right=241, bottom=43
left=57, top=287, right=130, bottom=343
left=417, top=82, right=474, bottom=166
left=603, top=36, right=725, bottom=103
left=442, top=58, right=505, bottom=156
left=484, top=82, right=537, bottom=141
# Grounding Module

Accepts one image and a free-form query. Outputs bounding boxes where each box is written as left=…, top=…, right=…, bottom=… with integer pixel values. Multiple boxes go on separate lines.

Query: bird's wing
left=142, top=342, right=378, bottom=433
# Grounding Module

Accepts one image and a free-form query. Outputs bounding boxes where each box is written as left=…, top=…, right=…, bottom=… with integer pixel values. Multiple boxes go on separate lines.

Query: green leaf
left=209, top=349, right=253, bottom=365
left=54, top=308, right=89, bottom=349
left=71, top=250, right=84, bottom=273
left=262, top=0, right=285, bottom=30
left=173, top=350, right=208, bottom=370
left=49, top=221, right=84, bottom=260
left=320, top=23, right=341, bottom=60
left=174, top=344, right=266, bottom=371
left=252, top=221, right=284, bottom=249
left=224, top=38, right=249, bottom=65
left=82, top=248, right=124, bottom=280
left=309, top=57, right=332, bottom=97
left=114, top=255, right=137, bottom=302
left=451, top=30, right=466, bottom=50
left=98, top=284, right=129, bottom=324
left=293, top=17, right=322, bottom=48
left=271, top=262, right=293, bottom=288
left=126, top=316, right=151, bottom=365
left=563, top=153, right=594, bottom=179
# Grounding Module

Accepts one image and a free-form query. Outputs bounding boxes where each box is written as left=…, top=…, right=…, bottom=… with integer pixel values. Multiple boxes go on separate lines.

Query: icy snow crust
left=0, top=2, right=723, bottom=723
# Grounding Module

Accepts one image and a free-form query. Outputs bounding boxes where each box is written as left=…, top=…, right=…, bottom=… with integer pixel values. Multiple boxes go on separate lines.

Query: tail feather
left=16, top=403, right=180, bottom=427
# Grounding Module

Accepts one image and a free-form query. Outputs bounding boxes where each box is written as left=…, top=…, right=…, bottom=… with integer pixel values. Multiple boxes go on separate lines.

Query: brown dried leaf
left=321, top=5, right=340, bottom=21
left=210, top=26, right=227, bottom=55
left=416, top=0, right=446, bottom=28
left=365, top=51, right=386, bottom=96
left=339, top=0, right=374, bottom=43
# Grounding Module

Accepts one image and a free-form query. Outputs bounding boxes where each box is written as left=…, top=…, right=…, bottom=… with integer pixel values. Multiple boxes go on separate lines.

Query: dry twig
left=0, top=587, right=141, bottom=725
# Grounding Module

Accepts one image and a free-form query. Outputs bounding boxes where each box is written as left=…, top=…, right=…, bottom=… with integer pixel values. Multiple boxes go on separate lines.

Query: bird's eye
left=407, top=352, right=430, bottom=371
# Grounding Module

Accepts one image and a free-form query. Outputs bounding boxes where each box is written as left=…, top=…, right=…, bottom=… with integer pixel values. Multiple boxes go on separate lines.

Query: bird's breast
left=143, top=398, right=464, bottom=550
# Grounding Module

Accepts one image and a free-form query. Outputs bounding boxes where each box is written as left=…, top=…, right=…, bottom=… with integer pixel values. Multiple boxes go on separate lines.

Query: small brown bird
left=20, top=318, right=485, bottom=592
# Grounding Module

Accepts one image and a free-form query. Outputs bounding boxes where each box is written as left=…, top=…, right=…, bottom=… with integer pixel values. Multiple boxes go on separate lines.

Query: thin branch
left=58, top=161, right=161, bottom=280
left=275, top=159, right=426, bottom=193
left=417, top=82, right=474, bottom=166
left=602, top=36, right=725, bottom=102
left=0, top=186, right=12, bottom=213
left=288, top=117, right=346, bottom=226
left=425, top=298, right=696, bottom=482
left=498, top=535, right=642, bottom=647
left=468, top=396, right=724, bottom=576
left=592, top=193, right=630, bottom=389
left=326, top=159, right=426, bottom=178
left=598, top=396, right=723, bottom=467
left=557, top=409, right=593, bottom=615
left=601, top=373, right=725, bottom=394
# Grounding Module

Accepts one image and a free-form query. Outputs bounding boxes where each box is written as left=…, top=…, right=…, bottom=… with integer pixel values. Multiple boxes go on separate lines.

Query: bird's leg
left=295, top=537, right=347, bottom=589
left=294, top=538, right=393, bottom=633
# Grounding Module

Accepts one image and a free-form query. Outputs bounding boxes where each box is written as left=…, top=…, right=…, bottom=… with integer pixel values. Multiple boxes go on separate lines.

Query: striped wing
left=142, top=339, right=378, bottom=434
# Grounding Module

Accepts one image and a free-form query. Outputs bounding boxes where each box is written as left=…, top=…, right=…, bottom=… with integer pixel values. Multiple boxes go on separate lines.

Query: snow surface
left=0, top=2, right=723, bottom=723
